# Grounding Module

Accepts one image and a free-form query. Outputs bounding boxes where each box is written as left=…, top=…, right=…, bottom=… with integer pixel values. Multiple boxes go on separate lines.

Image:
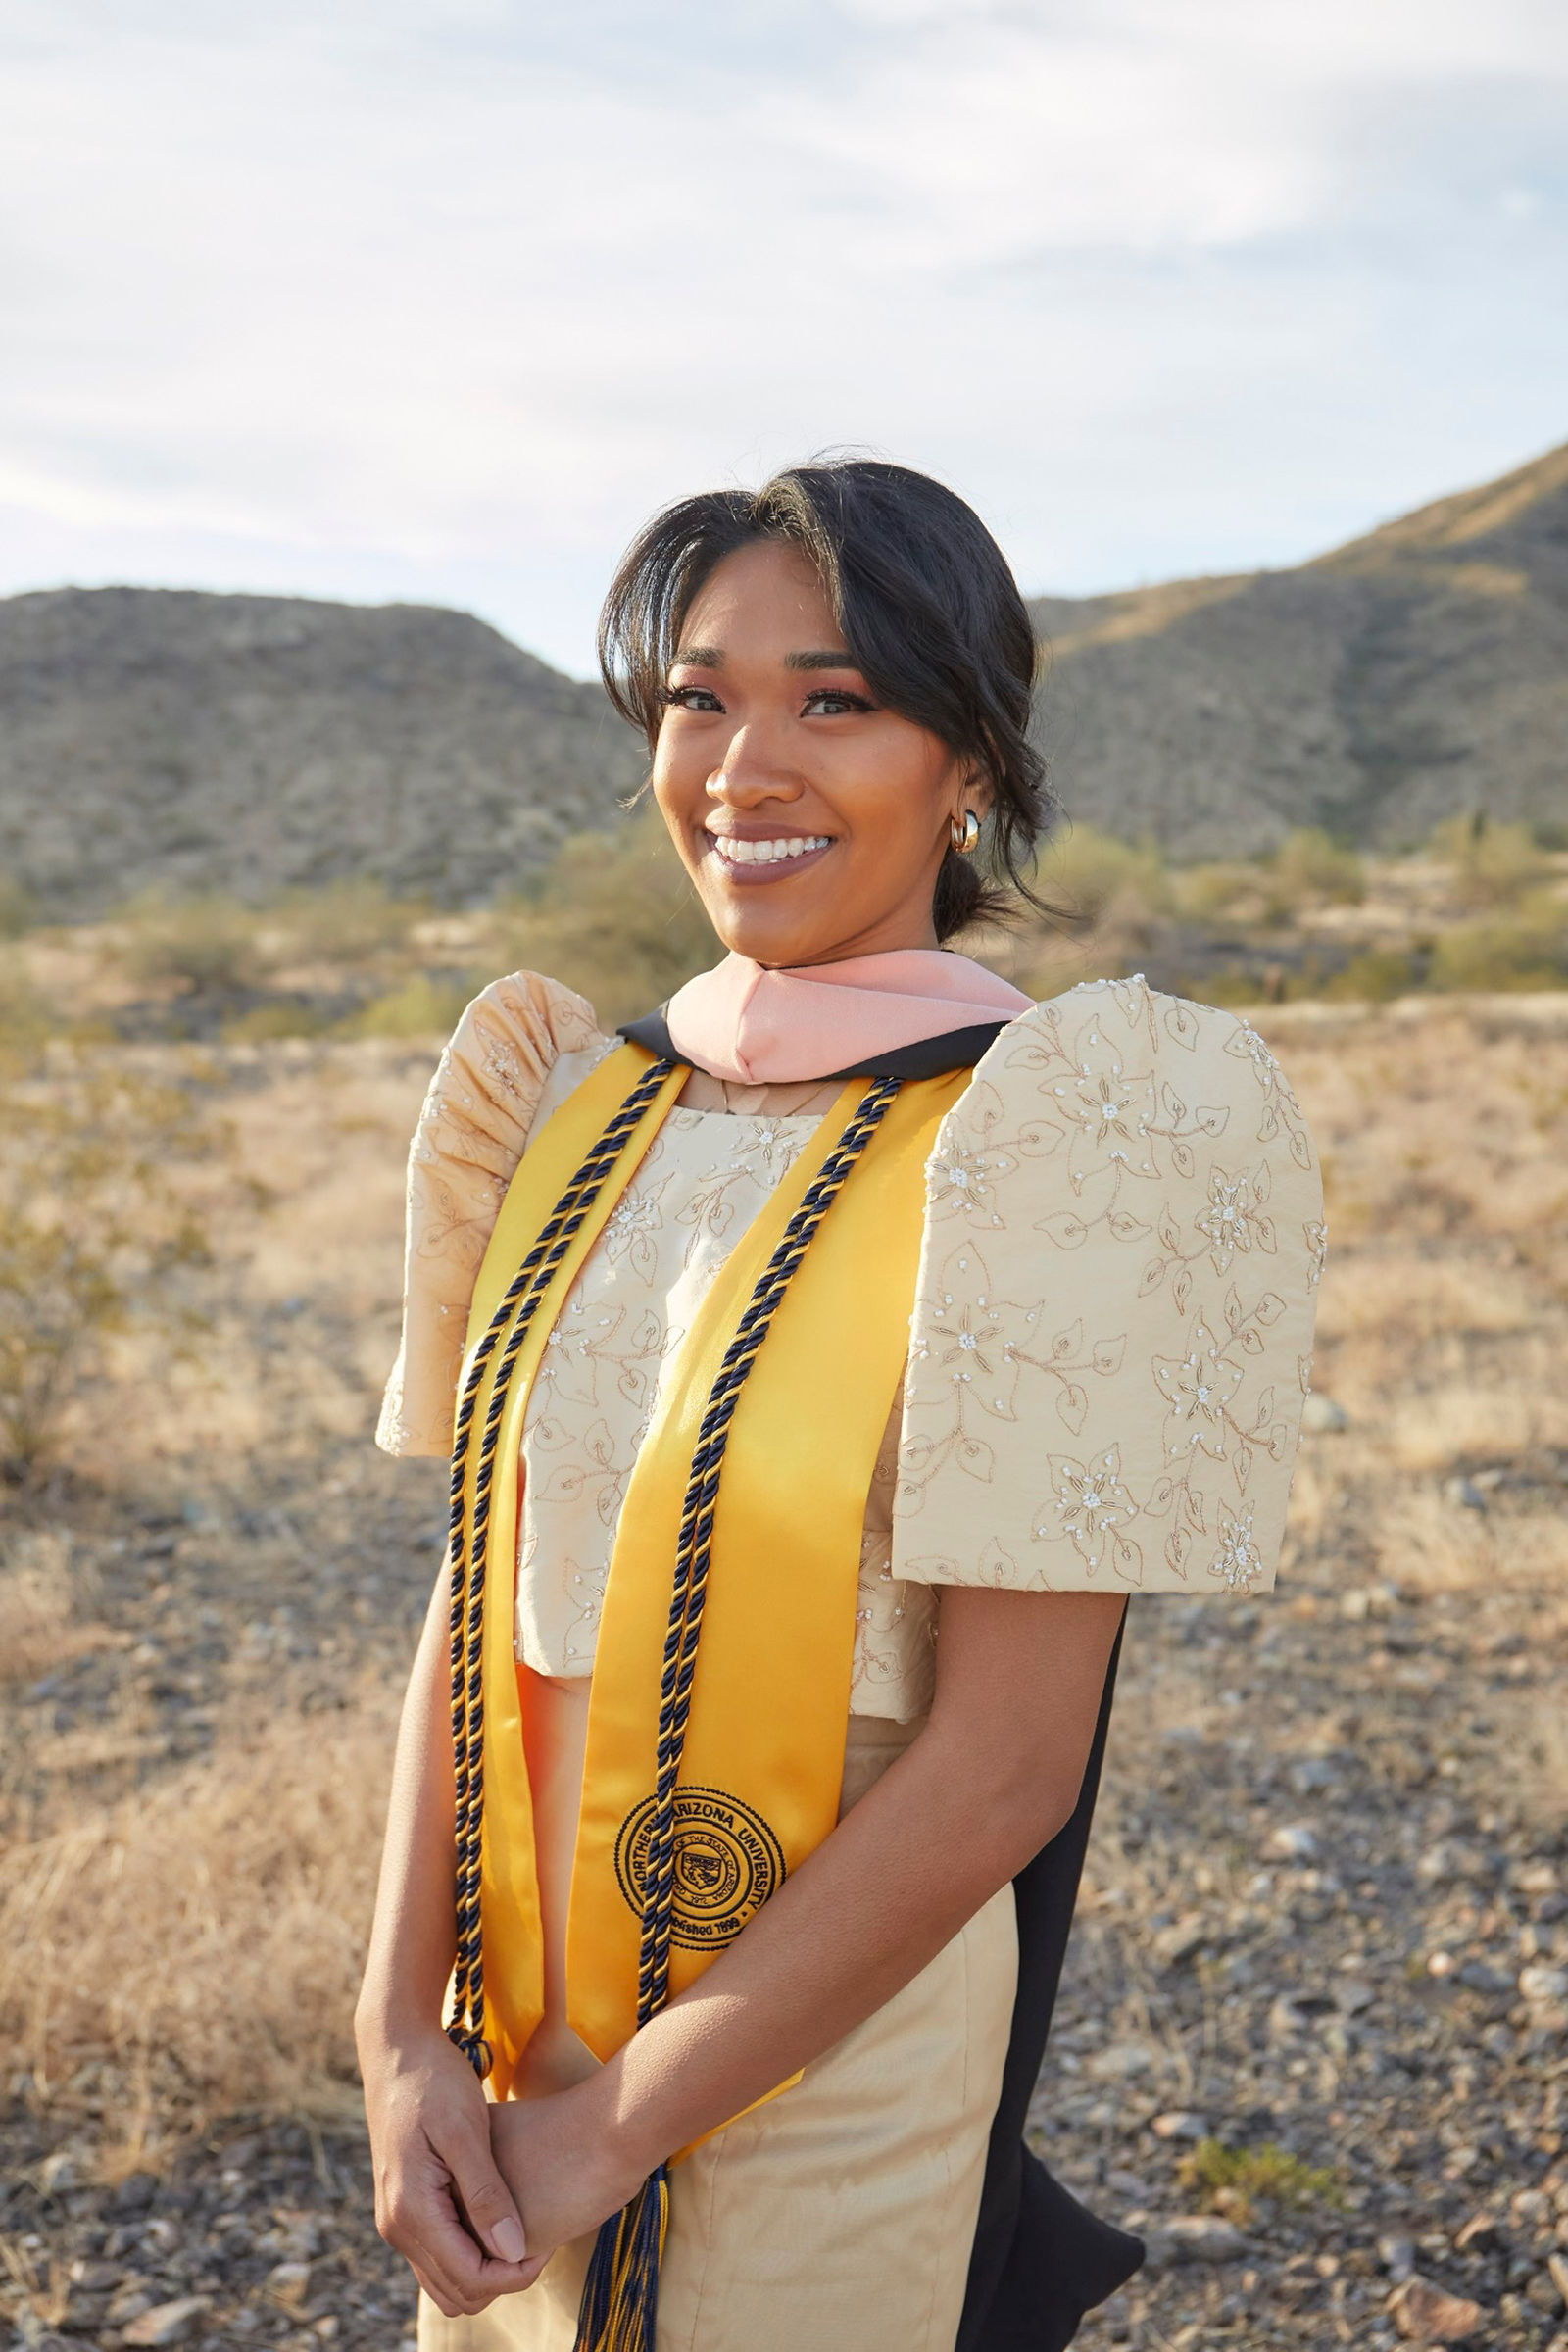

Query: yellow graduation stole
left=444, top=1040, right=968, bottom=2348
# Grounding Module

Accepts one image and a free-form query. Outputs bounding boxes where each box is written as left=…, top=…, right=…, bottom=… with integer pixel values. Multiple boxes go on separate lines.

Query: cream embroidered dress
left=377, top=964, right=1323, bottom=2352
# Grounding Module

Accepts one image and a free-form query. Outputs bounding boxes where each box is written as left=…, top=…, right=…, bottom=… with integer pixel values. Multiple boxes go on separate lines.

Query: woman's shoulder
left=374, top=970, right=615, bottom=1459
left=894, top=969, right=1326, bottom=1598
left=946, top=968, right=1317, bottom=1187
left=416, top=966, right=616, bottom=1162
left=438, top=965, right=611, bottom=1104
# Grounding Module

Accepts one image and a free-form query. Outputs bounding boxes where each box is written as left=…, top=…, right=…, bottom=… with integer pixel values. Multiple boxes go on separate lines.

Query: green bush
left=118, top=893, right=268, bottom=997
left=1169, top=862, right=1256, bottom=925
left=0, top=956, right=53, bottom=1062
left=0, top=876, right=34, bottom=941
left=1036, top=823, right=1172, bottom=927
left=1269, top=828, right=1366, bottom=906
left=274, top=878, right=429, bottom=967
left=0, top=1061, right=217, bottom=1478
left=1176, top=2136, right=1344, bottom=2225
left=220, top=1000, right=335, bottom=1045
left=337, top=973, right=479, bottom=1040
left=1322, top=946, right=1418, bottom=1002
left=1430, top=812, right=1552, bottom=909
left=1429, top=896, right=1568, bottom=992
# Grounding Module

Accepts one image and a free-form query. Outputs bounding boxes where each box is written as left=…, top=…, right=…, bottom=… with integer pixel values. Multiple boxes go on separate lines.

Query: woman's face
left=651, top=538, right=989, bottom=969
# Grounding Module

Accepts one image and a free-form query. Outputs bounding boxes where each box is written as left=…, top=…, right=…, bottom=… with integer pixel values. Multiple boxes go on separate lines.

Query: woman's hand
left=489, top=2084, right=647, bottom=2278
left=360, top=2021, right=545, bottom=2316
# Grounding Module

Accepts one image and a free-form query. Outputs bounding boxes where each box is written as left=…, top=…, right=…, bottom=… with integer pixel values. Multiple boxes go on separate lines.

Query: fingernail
left=494, top=2217, right=527, bottom=2263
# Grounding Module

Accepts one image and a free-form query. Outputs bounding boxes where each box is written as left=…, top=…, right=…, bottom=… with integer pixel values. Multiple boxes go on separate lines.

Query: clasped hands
left=365, top=2026, right=641, bottom=2320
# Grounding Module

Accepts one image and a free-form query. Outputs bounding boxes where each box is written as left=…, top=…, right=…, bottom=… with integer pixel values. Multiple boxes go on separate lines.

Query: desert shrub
left=486, top=806, right=716, bottom=1025
left=0, top=1057, right=216, bottom=1479
left=220, top=999, right=334, bottom=1045
left=1177, top=2136, right=1344, bottom=2225
left=338, top=972, right=478, bottom=1039
left=1268, top=828, right=1366, bottom=907
left=0, top=1682, right=396, bottom=2132
left=0, top=1527, right=106, bottom=1688
left=273, top=878, right=429, bottom=968
left=0, top=874, right=35, bottom=940
left=1199, top=965, right=1275, bottom=1006
left=1035, top=823, right=1171, bottom=928
left=118, top=893, right=269, bottom=997
left=0, top=955, right=54, bottom=1058
left=1431, top=812, right=1552, bottom=909
left=1429, top=896, right=1568, bottom=993
left=1322, top=946, right=1418, bottom=1003
left=1170, top=861, right=1257, bottom=925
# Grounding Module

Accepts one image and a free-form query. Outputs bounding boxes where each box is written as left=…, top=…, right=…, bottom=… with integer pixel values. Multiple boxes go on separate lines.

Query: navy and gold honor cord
left=444, top=1054, right=679, bottom=2076
left=443, top=1058, right=903, bottom=2352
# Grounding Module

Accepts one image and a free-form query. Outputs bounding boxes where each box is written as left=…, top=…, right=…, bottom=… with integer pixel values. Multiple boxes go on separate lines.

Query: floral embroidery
left=897, top=1239, right=1129, bottom=1514
left=1153, top=1312, right=1245, bottom=1461
left=925, top=1129, right=1019, bottom=1230
left=895, top=975, right=1323, bottom=1598
left=674, top=1116, right=809, bottom=1249
left=1304, top=1216, right=1330, bottom=1288
left=1208, top=1501, right=1265, bottom=1592
left=1195, top=1164, right=1271, bottom=1271
left=1037, top=1446, right=1142, bottom=1580
left=602, top=1174, right=676, bottom=1284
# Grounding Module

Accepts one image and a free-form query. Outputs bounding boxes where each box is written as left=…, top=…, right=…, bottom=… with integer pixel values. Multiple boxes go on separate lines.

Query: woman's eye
left=804, top=688, right=873, bottom=717
left=665, top=684, right=724, bottom=712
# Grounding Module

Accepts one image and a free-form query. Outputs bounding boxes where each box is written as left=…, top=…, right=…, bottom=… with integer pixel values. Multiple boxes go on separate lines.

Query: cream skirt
left=418, top=1684, right=1018, bottom=2352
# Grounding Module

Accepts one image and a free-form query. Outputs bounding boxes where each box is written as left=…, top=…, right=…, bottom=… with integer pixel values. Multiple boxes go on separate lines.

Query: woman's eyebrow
left=669, top=646, right=863, bottom=672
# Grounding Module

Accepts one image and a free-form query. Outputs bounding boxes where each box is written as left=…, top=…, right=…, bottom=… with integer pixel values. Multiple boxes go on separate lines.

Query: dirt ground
left=2, top=991, right=1566, bottom=2352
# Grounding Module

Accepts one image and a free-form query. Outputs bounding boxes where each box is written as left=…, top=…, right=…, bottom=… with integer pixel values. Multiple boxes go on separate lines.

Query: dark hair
left=597, top=456, right=1055, bottom=940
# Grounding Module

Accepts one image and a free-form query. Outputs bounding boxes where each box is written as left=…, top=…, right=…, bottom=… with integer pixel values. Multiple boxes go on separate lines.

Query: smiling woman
left=355, top=458, right=1325, bottom=2352
left=600, top=461, right=1051, bottom=962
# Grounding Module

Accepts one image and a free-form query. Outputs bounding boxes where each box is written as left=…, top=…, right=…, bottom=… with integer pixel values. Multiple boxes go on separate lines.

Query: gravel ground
left=3, top=1440, right=1564, bottom=2352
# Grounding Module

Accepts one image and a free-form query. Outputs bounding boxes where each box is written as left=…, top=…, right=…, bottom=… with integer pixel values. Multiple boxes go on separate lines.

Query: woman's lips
left=703, top=830, right=834, bottom=885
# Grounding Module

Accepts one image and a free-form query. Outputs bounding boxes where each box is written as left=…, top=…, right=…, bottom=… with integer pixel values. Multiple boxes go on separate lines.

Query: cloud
left=0, top=0, right=1565, bottom=668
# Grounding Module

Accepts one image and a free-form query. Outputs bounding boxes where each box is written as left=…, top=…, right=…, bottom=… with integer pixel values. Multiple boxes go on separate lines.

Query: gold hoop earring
left=950, top=808, right=981, bottom=855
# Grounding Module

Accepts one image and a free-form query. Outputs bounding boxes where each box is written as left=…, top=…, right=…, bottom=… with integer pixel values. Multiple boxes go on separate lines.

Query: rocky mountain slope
left=1, top=440, right=1564, bottom=912
left=1033, top=440, right=1568, bottom=855
left=0, top=589, right=645, bottom=913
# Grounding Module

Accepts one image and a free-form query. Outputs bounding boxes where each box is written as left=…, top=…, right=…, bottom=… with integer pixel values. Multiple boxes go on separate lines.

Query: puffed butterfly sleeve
left=892, top=974, right=1327, bottom=1597
left=374, top=969, right=610, bottom=1458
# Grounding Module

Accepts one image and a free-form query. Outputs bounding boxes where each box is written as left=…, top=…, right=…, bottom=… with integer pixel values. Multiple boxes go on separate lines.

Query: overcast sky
left=2, top=0, right=1565, bottom=675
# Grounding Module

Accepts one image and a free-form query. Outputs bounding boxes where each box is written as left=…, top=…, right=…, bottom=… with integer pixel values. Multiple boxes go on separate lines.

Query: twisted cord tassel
left=444, top=1055, right=677, bottom=2073
left=574, top=1074, right=902, bottom=2352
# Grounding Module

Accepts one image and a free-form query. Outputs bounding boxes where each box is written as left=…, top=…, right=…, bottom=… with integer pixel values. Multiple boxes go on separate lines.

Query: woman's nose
left=708, top=721, right=805, bottom=805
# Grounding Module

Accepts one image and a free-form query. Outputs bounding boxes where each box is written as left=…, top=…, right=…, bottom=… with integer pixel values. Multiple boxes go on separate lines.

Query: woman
left=357, top=460, right=1324, bottom=2352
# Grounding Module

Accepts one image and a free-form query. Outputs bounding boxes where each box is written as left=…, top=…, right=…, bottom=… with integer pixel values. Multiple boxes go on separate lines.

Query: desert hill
left=0, top=587, right=644, bottom=913
left=1031, top=440, right=1568, bottom=853
left=1, top=440, right=1564, bottom=913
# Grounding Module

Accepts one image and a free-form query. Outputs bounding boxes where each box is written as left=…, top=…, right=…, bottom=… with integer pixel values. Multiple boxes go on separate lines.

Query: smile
left=706, top=831, right=834, bottom=881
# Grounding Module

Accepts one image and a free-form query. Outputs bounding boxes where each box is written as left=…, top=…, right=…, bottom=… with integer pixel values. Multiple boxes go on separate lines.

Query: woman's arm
left=493, top=1586, right=1127, bottom=2258
left=355, top=1564, right=543, bottom=2314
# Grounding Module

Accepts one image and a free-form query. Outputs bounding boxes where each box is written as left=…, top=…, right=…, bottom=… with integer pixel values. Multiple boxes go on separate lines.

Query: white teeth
left=710, top=833, right=830, bottom=866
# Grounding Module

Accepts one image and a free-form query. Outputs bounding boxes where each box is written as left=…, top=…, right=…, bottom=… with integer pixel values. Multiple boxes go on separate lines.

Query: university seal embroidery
left=614, top=1786, right=787, bottom=1949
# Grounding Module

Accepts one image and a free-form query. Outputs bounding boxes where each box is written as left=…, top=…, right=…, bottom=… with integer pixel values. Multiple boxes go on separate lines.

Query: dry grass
left=2, top=982, right=1566, bottom=2162
left=0, top=1681, right=398, bottom=2151
left=0, top=1532, right=117, bottom=1690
